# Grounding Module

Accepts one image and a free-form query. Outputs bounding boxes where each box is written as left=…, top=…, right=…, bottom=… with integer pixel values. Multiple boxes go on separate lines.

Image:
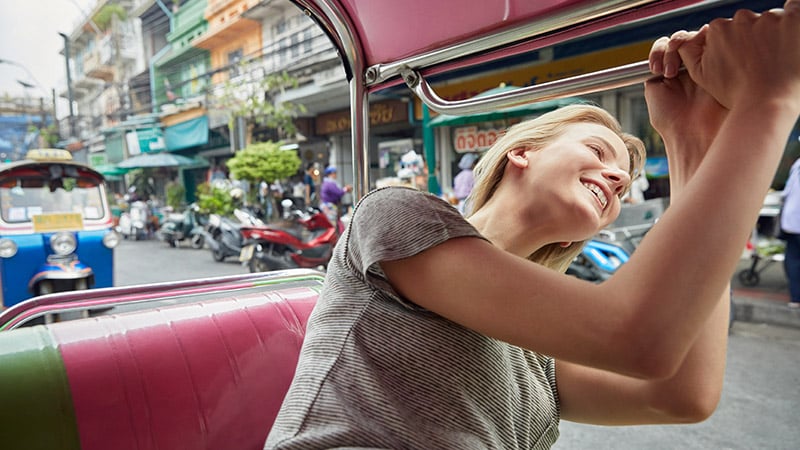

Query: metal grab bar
left=0, top=268, right=325, bottom=330
left=402, top=60, right=654, bottom=116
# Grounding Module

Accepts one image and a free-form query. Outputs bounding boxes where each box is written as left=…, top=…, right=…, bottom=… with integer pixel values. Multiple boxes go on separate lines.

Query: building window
left=228, top=48, right=243, bottom=77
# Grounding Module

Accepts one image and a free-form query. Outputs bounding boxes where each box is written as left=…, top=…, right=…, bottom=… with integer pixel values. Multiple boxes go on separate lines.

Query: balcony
left=82, top=36, right=115, bottom=82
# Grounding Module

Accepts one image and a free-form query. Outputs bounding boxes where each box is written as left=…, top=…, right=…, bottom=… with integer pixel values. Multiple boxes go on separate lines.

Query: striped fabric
left=267, top=187, right=561, bottom=449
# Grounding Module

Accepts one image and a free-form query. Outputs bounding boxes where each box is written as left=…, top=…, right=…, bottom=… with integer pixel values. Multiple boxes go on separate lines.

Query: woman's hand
left=679, top=0, right=800, bottom=112
left=645, top=30, right=727, bottom=196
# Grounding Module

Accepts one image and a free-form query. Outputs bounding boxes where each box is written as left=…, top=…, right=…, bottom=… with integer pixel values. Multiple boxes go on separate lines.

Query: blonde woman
left=267, top=3, right=800, bottom=448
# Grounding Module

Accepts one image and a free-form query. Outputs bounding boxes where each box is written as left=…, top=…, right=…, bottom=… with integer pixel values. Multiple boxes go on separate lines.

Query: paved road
left=115, top=239, right=800, bottom=449
left=114, top=236, right=247, bottom=286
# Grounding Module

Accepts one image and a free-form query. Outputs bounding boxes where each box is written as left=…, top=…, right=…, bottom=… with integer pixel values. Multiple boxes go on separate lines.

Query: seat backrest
left=0, top=285, right=318, bottom=450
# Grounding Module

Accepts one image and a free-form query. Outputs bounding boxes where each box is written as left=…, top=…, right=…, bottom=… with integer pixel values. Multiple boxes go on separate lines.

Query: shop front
left=315, top=98, right=418, bottom=190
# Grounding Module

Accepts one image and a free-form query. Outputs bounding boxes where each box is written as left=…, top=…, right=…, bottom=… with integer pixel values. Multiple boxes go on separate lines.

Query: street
left=114, top=238, right=800, bottom=449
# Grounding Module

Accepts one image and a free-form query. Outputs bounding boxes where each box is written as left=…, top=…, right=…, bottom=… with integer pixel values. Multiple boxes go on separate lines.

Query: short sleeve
left=344, top=187, right=485, bottom=297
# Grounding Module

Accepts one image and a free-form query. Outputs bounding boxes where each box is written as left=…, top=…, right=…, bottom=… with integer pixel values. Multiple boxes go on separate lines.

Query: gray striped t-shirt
left=265, top=187, right=560, bottom=449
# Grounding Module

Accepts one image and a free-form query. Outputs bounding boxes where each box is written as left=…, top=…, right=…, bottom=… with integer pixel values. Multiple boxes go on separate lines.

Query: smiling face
left=514, top=122, right=632, bottom=240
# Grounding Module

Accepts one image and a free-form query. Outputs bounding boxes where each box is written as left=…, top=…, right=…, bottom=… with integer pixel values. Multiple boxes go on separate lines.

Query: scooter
left=158, top=203, right=207, bottom=249
left=239, top=199, right=344, bottom=272
left=202, top=208, right=263, bottom=262
left=566, top=223, right=652, bottom=282
left=117, top=201, right=151, bottom=240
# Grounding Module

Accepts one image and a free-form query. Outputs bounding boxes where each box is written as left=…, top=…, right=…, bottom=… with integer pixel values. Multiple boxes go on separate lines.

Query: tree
left=210, top=61, right=306, bottom=143
left=226, top=141, right=302, bottom=219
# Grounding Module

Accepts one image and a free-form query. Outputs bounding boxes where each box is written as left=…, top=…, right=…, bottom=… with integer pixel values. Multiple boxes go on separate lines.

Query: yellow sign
left=25, top=149, right=73, bottom=162
left=32, top=213, right=84, bottom=233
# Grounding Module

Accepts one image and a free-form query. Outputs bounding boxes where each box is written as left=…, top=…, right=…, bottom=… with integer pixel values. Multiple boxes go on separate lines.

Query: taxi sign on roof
left=25, top=149, right=73, bottom=162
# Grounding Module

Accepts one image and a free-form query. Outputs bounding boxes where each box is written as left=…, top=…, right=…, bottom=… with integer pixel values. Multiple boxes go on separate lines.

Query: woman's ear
left=506, top=147, right=529, bottom=168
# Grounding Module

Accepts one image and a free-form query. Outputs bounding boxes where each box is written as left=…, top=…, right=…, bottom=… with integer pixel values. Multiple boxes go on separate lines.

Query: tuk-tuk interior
left=0, top=1, right=786, bottom=449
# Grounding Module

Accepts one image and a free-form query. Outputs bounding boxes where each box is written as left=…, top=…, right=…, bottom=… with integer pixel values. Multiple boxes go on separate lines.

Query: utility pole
left=58, top=32, right=77, bottom=139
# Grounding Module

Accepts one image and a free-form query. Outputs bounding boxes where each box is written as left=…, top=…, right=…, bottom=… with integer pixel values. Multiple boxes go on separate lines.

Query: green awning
left=428, top=86, right=585, bottom=127
left=93, top=164, right=130, bottom=177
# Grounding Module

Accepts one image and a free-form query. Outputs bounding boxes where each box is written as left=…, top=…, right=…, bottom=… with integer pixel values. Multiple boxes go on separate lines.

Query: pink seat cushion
left=50, top=286, right=317, bottom=450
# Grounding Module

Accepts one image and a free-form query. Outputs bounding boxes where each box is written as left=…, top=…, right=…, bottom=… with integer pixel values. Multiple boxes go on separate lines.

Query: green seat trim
left=0, top=326, right=81, bottom=450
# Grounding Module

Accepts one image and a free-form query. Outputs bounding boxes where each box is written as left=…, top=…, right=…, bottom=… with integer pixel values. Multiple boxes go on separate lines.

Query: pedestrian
left=319, top=166, right=351, bottom=225
left=303, top=163, right=318, bottom=207
left=266, top=3, right=800, bottom=449
left=453, top=152, right=478, bottom=214
left=780, top=156, right=800, bottom=308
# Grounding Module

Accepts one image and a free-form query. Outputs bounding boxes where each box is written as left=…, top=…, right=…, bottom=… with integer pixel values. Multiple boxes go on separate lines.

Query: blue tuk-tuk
left=0, top=149, right=120, bottom=309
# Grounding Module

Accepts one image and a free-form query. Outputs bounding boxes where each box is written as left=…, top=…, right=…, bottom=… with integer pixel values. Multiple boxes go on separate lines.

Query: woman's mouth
left=582, top=182, right=608, bottom=210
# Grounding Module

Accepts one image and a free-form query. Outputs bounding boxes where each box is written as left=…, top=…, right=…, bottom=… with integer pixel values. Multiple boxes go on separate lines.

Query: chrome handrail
left=0, top=268, right=325, bottom=330
left=402, top=60, right=655, bottom=116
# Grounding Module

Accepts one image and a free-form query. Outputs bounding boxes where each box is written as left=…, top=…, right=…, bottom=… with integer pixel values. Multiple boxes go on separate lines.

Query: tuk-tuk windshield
left=0, top=175, right=106, bottom=223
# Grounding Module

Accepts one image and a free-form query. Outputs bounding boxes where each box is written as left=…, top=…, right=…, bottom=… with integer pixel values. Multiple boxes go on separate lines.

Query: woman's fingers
left=649, top=29, right=703, bottom=78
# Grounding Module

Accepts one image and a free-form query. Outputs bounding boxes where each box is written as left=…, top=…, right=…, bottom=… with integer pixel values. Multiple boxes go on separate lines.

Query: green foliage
left=211, top=63, right=306, bottom=140
left=165, top=180, right=186, bottom=210
left=226, top=141, right=301, bottom=185
left=195, top=182, right=236, bottom=217
left=94, top=4, right=127, bottom=31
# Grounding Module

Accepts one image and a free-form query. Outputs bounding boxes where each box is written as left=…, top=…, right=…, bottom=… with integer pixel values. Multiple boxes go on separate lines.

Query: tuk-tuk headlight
left=103, top=230, right=121, bottom=249
left=50, top=232, right=77, bottom=256
left=0, top=239, right=17, bottom=258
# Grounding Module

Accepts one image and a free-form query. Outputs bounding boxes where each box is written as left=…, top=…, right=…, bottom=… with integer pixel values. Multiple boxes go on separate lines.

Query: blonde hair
left=467, top=103, right=646, bottom=272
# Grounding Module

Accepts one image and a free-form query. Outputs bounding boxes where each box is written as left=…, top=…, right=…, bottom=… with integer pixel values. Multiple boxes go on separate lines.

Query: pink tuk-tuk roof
left=293, top=0, right=705, bottom=91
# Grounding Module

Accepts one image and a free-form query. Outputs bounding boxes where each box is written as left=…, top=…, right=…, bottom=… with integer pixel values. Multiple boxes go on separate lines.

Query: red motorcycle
left=239, top=199, right=344, bottom=272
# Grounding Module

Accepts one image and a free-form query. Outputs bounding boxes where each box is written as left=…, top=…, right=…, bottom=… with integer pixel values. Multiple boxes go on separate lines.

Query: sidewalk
left=731, top=255, right=800, bottom=329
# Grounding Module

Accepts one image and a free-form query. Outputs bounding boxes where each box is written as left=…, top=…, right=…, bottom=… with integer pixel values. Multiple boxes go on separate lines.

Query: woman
left=266, top=3, right=800, bottom=448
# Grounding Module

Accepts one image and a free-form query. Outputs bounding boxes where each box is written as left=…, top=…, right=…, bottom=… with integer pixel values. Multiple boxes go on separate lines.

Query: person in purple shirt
left=320, top=166, right=351, bottom=225
left=453, top=153, right=477, bottom=214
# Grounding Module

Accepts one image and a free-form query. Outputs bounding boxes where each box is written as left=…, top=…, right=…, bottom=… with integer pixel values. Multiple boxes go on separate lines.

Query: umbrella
left=117, top=152, right=205, bottom=169
left=93, top=163, right=130, bottom=177
left=428, top=85, right=585, bottom=127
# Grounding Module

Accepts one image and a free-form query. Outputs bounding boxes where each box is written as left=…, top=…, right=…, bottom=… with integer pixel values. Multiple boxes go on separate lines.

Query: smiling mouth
left=582, top=182, right=608, bottom=210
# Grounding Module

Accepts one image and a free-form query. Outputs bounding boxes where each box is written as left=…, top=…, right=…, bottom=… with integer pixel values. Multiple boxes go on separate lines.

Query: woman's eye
left=589, top=144, right=603, bottom=159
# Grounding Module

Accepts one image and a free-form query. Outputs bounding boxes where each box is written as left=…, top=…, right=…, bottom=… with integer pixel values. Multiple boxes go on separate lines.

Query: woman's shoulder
left=352, top=186, right=467, bottom=234
left=360, top=186, right=441, bottom=203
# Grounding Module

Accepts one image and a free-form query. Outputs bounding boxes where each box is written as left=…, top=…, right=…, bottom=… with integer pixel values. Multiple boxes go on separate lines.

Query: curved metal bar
left=403, top=60, right=654, bottom=116
left=0, top=268, right=325, bottom=330
left=366, top=0, right=699, bottom=86
left=294, top=0, right=370, bottom=197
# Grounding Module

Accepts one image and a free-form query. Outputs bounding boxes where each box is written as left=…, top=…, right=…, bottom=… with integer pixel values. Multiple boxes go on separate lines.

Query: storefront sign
left=316, top=100, right=408, bottom=135
left=453, top=126, right=504, bottom=153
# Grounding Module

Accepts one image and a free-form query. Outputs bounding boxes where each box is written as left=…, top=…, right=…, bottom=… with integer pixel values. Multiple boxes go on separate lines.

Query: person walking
left=266, top=3, right=800, bottom=448
left=780, top=156, right=800, bottom=308
left=453, top=152, right=478, bottom=214
left=303, top=163, right=318, bottom=207
left=319, top=166, right=351, bottom=225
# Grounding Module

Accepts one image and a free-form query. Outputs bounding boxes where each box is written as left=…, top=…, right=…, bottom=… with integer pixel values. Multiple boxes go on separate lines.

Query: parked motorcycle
left=566, top=223, right=652, bottom=282
left=117, top=200, right=152, bottom=240
left=239, top=199, right=344, bottom=272
left=201, top=208, right=263, bottom=262
left=158, top=203, right=207, bottom=249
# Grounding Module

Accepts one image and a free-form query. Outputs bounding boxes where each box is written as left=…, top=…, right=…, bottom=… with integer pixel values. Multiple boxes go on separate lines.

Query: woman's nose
left=603, top=168, right=631, bottom=196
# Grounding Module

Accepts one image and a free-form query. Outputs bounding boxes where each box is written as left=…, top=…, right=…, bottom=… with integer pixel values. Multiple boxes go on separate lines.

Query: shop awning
left=164, top=115, right=209, bottom=151
left=94, top=164, right=131, bottom=177
left=427, top=86, right=584, bottom=127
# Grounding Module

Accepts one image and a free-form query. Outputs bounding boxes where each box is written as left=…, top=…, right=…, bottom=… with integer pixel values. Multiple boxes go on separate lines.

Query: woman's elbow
left=657, top=386, right=723, bottom=423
